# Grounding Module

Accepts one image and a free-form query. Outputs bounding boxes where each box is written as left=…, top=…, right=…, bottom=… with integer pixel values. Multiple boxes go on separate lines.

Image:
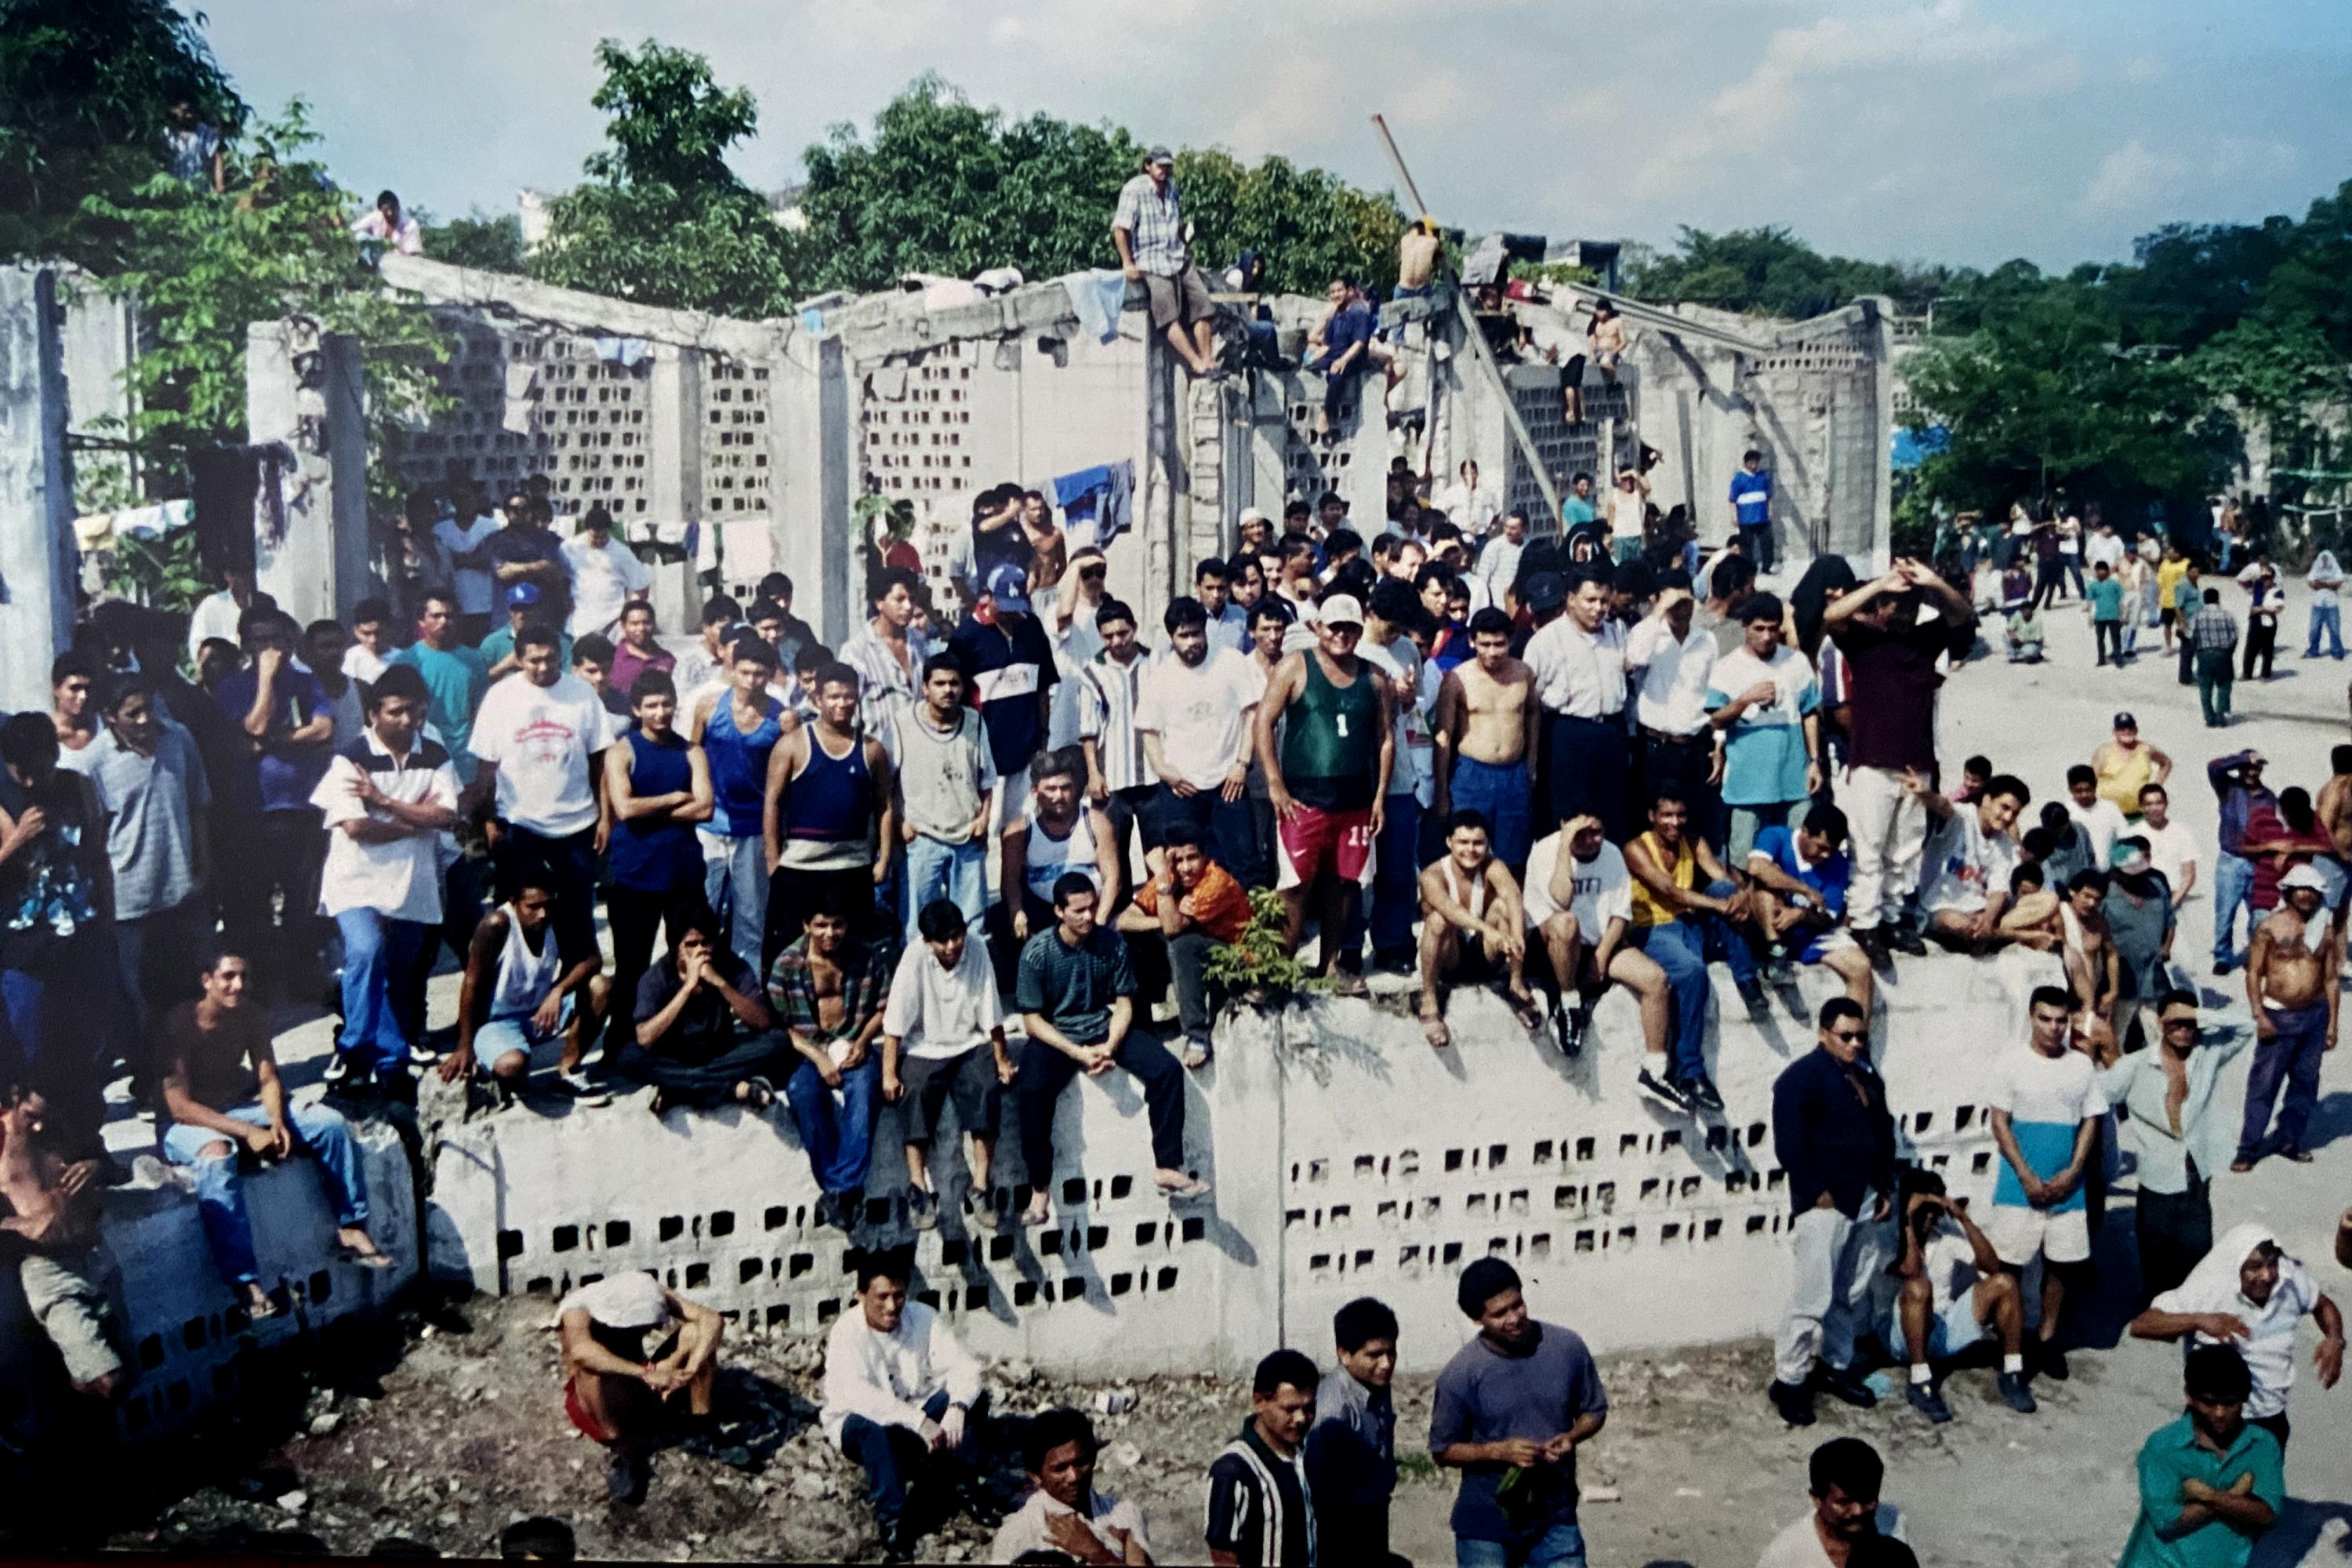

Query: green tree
left=0, top=0, right=245, bottom=264
left=81, top=102, right=449, bottom=509
left=1626, top=225, right=1948, bottom=318
left=424, top=208, right=525, bottom=273
left=1171, top=149, right=1402, bottom=296
left=529, top=38, right=799, bottom=316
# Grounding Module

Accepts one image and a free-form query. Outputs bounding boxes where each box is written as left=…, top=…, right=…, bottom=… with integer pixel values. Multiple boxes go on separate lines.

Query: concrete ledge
left=426, top=948, right=2060, bottom=1377
left=0, top=1121, right=418, bottom=1447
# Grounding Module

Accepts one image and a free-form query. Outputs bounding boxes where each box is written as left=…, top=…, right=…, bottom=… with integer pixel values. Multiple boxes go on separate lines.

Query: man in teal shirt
left=387, top=591, right=490, bottom=779
left=2090, top=558, right=2127, bottom=667
left=2120, top=1345, right=2281, bottom=1568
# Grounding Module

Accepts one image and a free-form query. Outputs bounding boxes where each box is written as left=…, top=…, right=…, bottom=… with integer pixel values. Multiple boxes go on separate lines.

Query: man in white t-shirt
left=880, top=900, right=1013, bottom=1234
left=1755, top=1437, right=1914, bottom=1568
left=989, top=1406, right=1152, bottom=1565
left=2129, top=1223, right=2343, bottom=1450
left=1523, top=814, right=1670, bottom=1063
left=1918, top=773, right=2029, bottom=951
left=1136, top=595, right=1266, bottom=887
left=2063, top=765, right=2130, bottom=869
left=2135, top=782, right=2198, bottom=909
left=1987, top=986, right=2109, bottom=1384
left=466, top=624, right=612, bottom=968
left=343, top=597, right=394, bottom=687
left=433, top=495, right=501, bottom=644
left=561, top=505, right=654, bottom=641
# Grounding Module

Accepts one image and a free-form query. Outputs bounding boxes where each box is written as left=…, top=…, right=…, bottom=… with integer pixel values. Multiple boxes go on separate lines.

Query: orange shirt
left=1132, top=861, right=1253, bottom=943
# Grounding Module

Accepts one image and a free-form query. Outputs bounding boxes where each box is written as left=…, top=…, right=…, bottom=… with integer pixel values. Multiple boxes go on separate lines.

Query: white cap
left=2281, top=865, right=2330, bottom=894
left=1318, top=593, right=1365, bottom=626
left=570, top=1270, right=670, bottom=1330
left=1239, top=506, right=1270, bottom=527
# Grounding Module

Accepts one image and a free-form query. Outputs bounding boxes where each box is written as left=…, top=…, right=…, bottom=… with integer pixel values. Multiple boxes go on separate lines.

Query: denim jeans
left=1367, top=793, right=1423, bottom=961
left=1631, top=880, right=1759, bottom=1080
left=161, top=1101, right=368, bottom=1287
left=1145, top=783, right=1265, bottom=891
left=1455, top=1522, right=1587, bottom=1568
left=784, top=1050, right=881, bottom=1196
left=702, top=833, right=770, bottom=978
left=903, top=835, right=987, bottom=946
left=2239, top=1004, right=2327, bottom=1159
left=839, top=1387, right=989, bottom=1535
left=2309, top=601, right=2343, bottom=658
left=2195, top=650, right=2234, bottom=727
left=334, top=909, right=430, bottom=1082
left=2212, top=851, right=2256, bottom=966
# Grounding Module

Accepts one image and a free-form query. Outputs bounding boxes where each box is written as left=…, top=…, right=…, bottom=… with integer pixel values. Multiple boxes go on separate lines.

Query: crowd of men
left=5, top=418, right=2348, bottom=1566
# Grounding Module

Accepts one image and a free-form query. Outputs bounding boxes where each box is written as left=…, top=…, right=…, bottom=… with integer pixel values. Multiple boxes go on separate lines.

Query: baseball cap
left=1146, top=147, right=1175, bottom=167
left=2281, top=865, right=2330, bottom=894
left=984, top=561, right=1033, bottom=614
left=504, top=582, right=542, bottom=608
left=1524, top=572, right=1567, bottom=612
left=1317, top=593, right=1364, bottom=628
left=2112, top=711, right=2137, bottom=730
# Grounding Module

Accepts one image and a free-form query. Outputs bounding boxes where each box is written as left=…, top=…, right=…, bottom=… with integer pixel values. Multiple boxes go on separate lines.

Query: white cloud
left=2082, top=140, right=2189, bottom=212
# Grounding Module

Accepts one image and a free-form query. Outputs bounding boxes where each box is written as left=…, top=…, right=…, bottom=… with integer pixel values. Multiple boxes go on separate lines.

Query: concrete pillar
left=646, top=343, right=702, bottom=524
left=246, top=319, right=369, bottom=625
left=0, top=266, right=76, bottom=715
left=766, top=332, right=854, bottom=645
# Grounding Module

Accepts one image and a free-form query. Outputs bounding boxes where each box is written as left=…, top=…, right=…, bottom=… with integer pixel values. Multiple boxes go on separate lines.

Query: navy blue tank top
left=609, top=731, right=702, bottom=893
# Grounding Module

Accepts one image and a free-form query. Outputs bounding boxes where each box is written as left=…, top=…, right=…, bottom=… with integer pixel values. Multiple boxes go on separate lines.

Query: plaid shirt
left=765, top=935, right=895, bottom=1042
left=1112, top=173, right=1188, bottom=275
left=2190, top=604, right=2239, bottom=652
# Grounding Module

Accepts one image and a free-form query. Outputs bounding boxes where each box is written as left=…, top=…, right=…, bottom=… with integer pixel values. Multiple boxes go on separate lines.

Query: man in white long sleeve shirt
left=823, top=1250, right=996, bottom=1558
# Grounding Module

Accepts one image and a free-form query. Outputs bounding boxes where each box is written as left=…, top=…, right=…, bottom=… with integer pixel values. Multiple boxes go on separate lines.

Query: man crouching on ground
left=556, top=1269, right=723, bottom=1505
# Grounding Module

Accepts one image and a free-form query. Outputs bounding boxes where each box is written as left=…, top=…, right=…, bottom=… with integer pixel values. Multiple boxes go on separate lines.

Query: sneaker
left=408, top=1043, right=441, bottom=1067
left=1905, top=1381, right=1954, bottom=1425
left=907, top=1186, right=939, bottom=1232
left=2212, top=960, right=2234, bottom=978
left=1765, top=957, right=1798, bottom=986
left=1680, top=1075, right=1725, bottom=1113
left=559, top=1069, right=611, bottom=1106
left=1997, top=1370, right=2038, bottom=1414
left=1816, top=1363, right=1878, bottom=1409
left=1856, top=927, right=1894, bottom=972
left=1889, top=926, right=1928, bottom=957
left=2036, top=1342, right=2070, bottom=1382
left=1636, top=1069, right=1690, bottom=1112
left=606, top=1450, right=649, bottom=1505
left=321, top=1053, right=353, bottom=1087
left=1735, top=980, right=1771, bottom=1022
left=1767, top=1378, right=1817, bottom=1427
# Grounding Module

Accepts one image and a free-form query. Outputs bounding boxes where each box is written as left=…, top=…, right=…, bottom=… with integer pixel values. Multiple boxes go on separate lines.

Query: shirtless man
left=557, top=1269, right=724, bottom=1505
left=1523, top=814, right=1671, bottom=1059
left=1432, top=608, right=1539, bottom=876
left=2059, top=870, right=2123, bottom=1064
left=2236, top=865, right=2341, bottom=1170
left=2318, top=745, right=2352, bottom=932
left=159, top=950, right=390, bottom=1317
left=1415, top=811, right=1541, bottom=1047
left=2, top=1083, right=125, bottom=1399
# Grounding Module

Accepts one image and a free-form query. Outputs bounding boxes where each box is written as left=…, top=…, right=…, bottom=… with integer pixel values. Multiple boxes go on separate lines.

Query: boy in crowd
left=880, top=900, right=1013, bottom=1232
left=1746, top=803, right=1875, bottom=1011
left=437, top=877, right=608, bottom=1103
left=1306, top=1298, right=1402, bottom=1567
left=1115, top=825, right=1252, bottom=1071
left=1916, top=772, right=2031, bottom=953
left=1205, top=1349, right=1321, bottom=1568
left=771, top=895, right=895, bottom=1232
left=1624, top=787, right=1768, bottom=1112
left=1523, top=813, right=1671, bottom=1060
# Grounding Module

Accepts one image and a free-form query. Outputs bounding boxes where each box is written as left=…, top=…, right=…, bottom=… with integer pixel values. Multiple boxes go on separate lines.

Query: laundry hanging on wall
left=1052, top=459, right=1135, bottom=551
left=190, top=442, right=297, bottom=576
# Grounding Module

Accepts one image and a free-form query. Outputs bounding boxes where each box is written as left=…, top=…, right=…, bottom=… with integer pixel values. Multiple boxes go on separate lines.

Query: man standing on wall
left=1768, top=997, right=1896, bottom=1429
left=1525, top=570, right=1632, bottom=843
left=951, top=563, right=1060, bottom=856
left=1987, top=985, right=2110, bottom=1384
left=1433, top=608, right=1540, bottom=879
left=1112, top=147, right=1221, bottom=379
left=1730, top=449, right=1775, bottom=575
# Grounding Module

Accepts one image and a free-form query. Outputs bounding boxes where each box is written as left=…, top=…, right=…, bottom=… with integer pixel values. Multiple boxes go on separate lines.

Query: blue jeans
left=161, top=1101, right=368, bottom=1287
left=2239, top=1004, right=2327, bottom=1160
left=335, top=909, right=430, bottom=1082
left=2309, top=601, right=2343, bottom=658
left=1632, top=880, right=1759, bottom=1080
left=2212, top=851, right=2256, bottom=967
left=703, top=833, right=769, bottom=978
left=1346, top=793, right=1422, bottom=962
left=902, top=835, right=986, bottom=946
left=784, top=1050, right=881, bottom=1196
left=1456, top=1522, right=1587, bottom=1568
left=839, top=1388, right=989, bottom=1534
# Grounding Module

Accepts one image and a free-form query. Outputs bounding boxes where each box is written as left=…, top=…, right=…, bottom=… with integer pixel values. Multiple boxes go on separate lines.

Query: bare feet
left=1153, top=1168, right=1211, bottom=1199
left=337, top=1226, right=395, bottom=1269
left=244, top=1282, right=281, bottom=1319
left=735, top=1076, right=775, bottom=1111
left=1022, top=1192, right=1051, bottom=1227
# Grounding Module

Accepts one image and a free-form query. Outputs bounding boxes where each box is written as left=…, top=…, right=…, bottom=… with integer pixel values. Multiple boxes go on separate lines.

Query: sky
left=195, top=0, right=2352, bottom=273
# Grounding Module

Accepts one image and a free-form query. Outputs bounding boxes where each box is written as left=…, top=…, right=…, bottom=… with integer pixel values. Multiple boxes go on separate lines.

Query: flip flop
left=1507, top=989, right=1546, bottom=1033
left=1154, top=1172, right=1212, bottom=1199
left=1327, top=973, right=1371, bottom=1000
left=341, top=1247, right=397, bottom=1271
left=1181, top=1043, right=1212, bottom=1071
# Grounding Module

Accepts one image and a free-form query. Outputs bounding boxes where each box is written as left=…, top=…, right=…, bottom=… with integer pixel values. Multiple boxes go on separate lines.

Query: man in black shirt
left=1768, top=996, right=1898, bottom=1428
left=1206, top=1348, right=1319, bottom=1568
left=620, top=911, right=792, bottom=1114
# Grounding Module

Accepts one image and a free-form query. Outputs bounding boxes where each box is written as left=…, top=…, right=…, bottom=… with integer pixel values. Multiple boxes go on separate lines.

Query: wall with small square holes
left=425, top=946, right=2057, bottom=1376
left=0, top=1123, right=417, bottom=1454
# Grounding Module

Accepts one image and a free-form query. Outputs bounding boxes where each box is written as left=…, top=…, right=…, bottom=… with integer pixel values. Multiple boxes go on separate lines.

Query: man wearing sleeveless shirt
left=600, top=670, right=714, bottom=1062
left=689, top=633, right=790, bottom=975
left=763, top=662, right=895, bottom=966
left=1256, top=593, right=1394, bottom=992
left=441, top=876, right=609, bottom=1102
left=999, top=749, right=1123, bottom=978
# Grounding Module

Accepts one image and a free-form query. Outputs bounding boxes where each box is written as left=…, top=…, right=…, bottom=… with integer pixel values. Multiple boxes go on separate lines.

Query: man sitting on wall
left=1115, top=823, right=1254, bottom=1071
left=1414, top=809, right=1544, bottom=1049
left=1, top=1081, right=126, bottom=1400
left=619, top=910, right=793, bottom=1116
left=556, top=1269, right=724, bottom=1506
left=772, top=891, right=896, bottom=1233
left=1522, top=814, right=1673, bottom=1061
left=437, top=875, right=608, bottom=1105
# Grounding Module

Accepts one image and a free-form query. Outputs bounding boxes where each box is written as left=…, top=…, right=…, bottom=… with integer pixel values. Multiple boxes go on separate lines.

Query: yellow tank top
left=2096, top=744, right=2156, bottom=817
left=1629, top=829, right=1694, bottom=927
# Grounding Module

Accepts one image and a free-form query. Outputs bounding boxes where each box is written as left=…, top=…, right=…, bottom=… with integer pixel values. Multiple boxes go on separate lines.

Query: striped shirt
left=1112, top=173, right=1189, bottom=275
left=840, top=620, right=941, bottom=753
left=2189, top=604, right=2239, bottom=652
left=1078, top=647, right=1156, bottom=793
left=1204, top=1422, right=1316, bottom=1567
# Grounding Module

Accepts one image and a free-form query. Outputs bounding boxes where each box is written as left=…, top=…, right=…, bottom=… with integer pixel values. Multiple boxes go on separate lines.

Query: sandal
left=1180, top=1042, right=1212, bottom=1071
left=1506, top=987, right=1546, bottom=1033
left=1327, top=971, right=1371, bottom=1000
left=1419, top=1008, right=1453, bottom=1050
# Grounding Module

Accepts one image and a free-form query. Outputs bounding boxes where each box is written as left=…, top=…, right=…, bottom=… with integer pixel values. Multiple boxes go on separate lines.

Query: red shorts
left=564, top=1377, right=616, bottom=1444
left=1276, top=804, right=1375, bottom=890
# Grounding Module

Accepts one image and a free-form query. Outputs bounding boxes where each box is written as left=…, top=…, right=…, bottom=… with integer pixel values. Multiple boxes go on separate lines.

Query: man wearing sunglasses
left=2098, top=992, right=2255, bottom=1294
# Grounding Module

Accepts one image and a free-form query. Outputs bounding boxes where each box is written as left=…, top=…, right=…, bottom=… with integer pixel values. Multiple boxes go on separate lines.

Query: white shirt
left=1920, top=806, right=2017, bottom=916
left=562, top=534, right=653, bottom=639
left=1989, top=1044, right=2109, bottom=1128
left=989, top=1488, right=1152, bottom=1566
left=2084, top=532, right=2126, bottom=571
left=1914, top=1216, right=1984, bottom=1314
left=1134, top=647, right=1265, bottom=793
left=1525, top=832, right=1632, bottom=933
left=187, top=590, right=245, bottom=662
left=2066, top=797, right=2130, bottom=870
left=2151, top=1255, right=2321, bottom=1420
left=1360, top=636, right=1432, bottom=803
left=470, top=672, right=610, bottom=837
left=1436, top=478, right=1504, bottom=537
left=434, top=514, right=501, bottom=615
left=1625, top=617, right=1716, bottom=736
left=1524, top=616, right=1628, bottom=718
left=2139, top=818, right=2198, bottom=896
left=343, top=644, right=390, bottom=686
left=1608, top=487, right=1646, bottom=541
left=881, top=937, right=1006, bottom=1062
left=818, top=1301, right=985, bottom=1448
left=309, top=731, right=459, bottom=924
left=1756, top=1506, right=1907, bottom=1567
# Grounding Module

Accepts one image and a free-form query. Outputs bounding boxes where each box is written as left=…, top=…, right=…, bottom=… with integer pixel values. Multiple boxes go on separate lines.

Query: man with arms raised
left=1434, top=608, right=1540, bottom=877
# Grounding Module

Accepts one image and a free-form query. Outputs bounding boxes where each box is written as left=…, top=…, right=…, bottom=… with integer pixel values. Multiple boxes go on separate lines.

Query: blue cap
left=985, top=561, right=1032, bottom=613
left=504, top=582, right=543, bottom=608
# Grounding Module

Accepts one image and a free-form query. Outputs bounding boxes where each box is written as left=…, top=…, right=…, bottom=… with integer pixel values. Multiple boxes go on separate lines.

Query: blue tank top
left=702, top=691, right=783, bottom=838
left=608, top=731, right=702, bottom=893
left=784, top=729, right=873, bottom=848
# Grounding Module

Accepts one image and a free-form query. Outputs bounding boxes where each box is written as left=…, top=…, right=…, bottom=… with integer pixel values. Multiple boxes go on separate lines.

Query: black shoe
left=1905, top=1381, right=1954, bottom=1425
left=1637, top=1069, right=1690, bottom=1112
left=1889, top=925, right=1927, bottom=956
left=2036, top=1342, right=2069, bottom=1381
left=1680, top=1075, right=1725, bottom=1113
left=2212, top=960, right=2234, bottom=978
left=1857, top=927, right=1895, bottom=973
left=1997, top=1370, right=2038, bottom=1413
left=1768, top=1378, right=1816, bottom=1427
left=606, top=1450, right=649, bottom=1505
left=1817, top=1363, right=1878, bottom=1408
left=1735, top=979, right=1770, bottom=1022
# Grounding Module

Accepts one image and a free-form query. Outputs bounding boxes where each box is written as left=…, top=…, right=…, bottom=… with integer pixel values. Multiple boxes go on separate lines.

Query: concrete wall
left=0, top=266, right=78, bottom=715
left=248, top=320, right=371, bottom=626
left=428, top=949, right=2056, bottom=1377
left=0, top=1123, right=418, bottom=1451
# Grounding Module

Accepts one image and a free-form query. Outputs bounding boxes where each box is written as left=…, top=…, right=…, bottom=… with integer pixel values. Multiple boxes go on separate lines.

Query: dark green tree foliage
left=424, top=209, right=526, bottom=273
left=528, top=38, right=801, bottom=317
left=1171, top=149, right=1403, bottom=296
left=1626, top=225, right=1949, bottom=318
left=0, top=0, right=245, bottom=264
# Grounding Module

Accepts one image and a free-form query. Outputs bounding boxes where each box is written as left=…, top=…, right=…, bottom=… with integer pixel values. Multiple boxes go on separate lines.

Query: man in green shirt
left=2120, top=1345, right=2281, bottom=1568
